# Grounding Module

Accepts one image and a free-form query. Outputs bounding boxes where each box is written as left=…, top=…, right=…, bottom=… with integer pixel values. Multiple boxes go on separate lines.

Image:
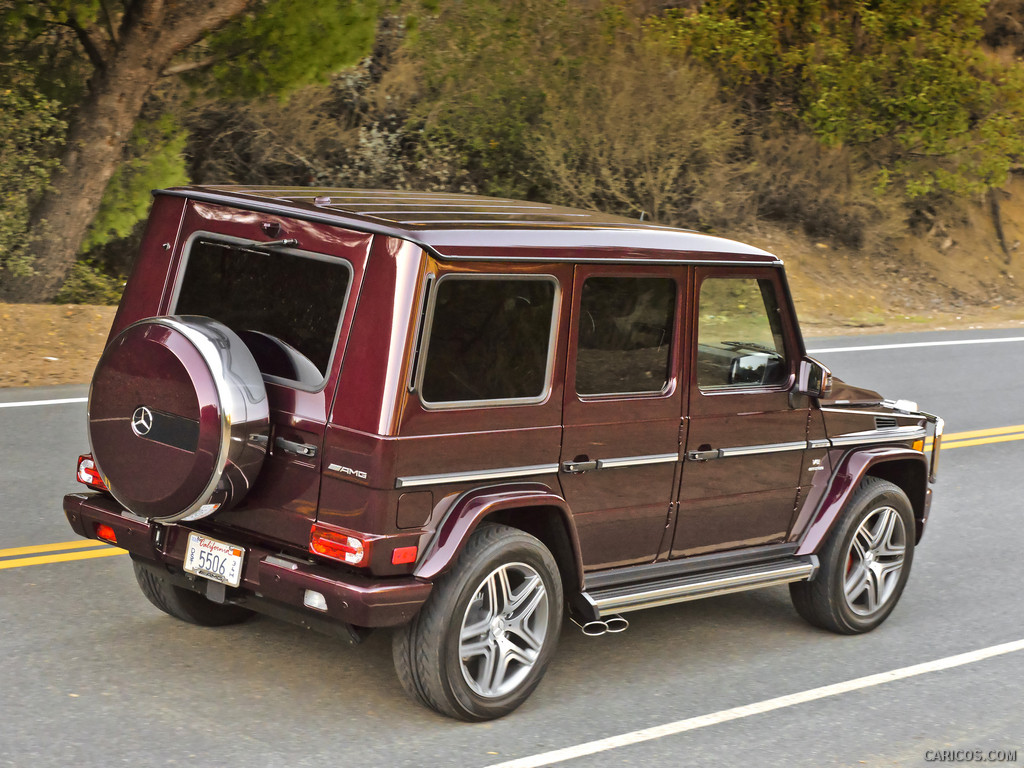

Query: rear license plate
left=184, top=532, right=245, bottom=588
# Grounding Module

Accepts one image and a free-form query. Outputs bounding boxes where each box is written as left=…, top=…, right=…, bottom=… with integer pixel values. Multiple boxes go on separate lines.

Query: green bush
left=54, top=260, right=124, bottom=305
left=83, top=114, right=189, bottom=251
left=662, top=0, right=1024, bottom=202
left=531, top=40, right=746, bottom=229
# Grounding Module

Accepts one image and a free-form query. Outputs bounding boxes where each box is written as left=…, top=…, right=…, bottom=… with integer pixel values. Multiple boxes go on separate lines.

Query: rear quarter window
left=417, top=275, right=558, bottom=407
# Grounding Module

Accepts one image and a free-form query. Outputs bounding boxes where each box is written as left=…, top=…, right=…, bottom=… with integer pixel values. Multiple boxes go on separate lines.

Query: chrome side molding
left=395, top=463, right=559, bottom=489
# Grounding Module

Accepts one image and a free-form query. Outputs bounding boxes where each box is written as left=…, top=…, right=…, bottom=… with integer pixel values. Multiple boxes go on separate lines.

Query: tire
left=791, top=477, right=915, bottom=634
left=392, top=523, right=563, bottom=721
left=133, top=559, right=254, bottom=627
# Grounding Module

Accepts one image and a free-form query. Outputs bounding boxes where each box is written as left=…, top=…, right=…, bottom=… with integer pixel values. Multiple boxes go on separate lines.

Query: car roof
left=160, top=186, right=780, bottom=264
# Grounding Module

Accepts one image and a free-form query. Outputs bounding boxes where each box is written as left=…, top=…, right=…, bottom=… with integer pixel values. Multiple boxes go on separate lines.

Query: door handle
left=686, top=449, right=721, bottom=462
left=274, top=437, right=318, bottom=458
left=562, top=459, right=598, bottom=473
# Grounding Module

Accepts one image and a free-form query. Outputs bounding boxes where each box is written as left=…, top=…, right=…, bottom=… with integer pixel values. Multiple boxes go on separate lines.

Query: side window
left=419, top=276, right=557, bottom=406
left=575, top=276, right=675, bottom=396
left=697, top=277, right=787, bottom=390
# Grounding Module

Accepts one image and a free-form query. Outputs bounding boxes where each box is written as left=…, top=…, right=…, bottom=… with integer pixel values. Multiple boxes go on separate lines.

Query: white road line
left=0, top=397, right=87, bottom=409
left=808, top=336, right=1024, bottom=354
left=487, top=638, right=1024, bottom=768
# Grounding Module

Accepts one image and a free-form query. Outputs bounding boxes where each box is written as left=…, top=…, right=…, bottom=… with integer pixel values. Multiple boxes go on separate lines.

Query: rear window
left=173, top=237, right=351, bottom=389
left=418, top=275, right=558, bottom=406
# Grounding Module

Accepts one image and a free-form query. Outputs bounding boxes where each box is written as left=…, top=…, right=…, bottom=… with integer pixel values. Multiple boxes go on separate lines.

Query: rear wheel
left=392, top=523, right=563, bottom=721
left=791, top=477, right=914, bottom=634
left=133, top=559, right=253, bottom=627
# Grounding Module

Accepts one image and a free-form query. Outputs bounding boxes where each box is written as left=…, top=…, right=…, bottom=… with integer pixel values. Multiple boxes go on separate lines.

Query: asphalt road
left=2, top=329, right=1023, bottom=768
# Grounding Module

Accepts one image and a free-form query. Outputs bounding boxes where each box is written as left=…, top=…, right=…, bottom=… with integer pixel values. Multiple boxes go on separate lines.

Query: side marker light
left=392, top=546, right=418, bottom=565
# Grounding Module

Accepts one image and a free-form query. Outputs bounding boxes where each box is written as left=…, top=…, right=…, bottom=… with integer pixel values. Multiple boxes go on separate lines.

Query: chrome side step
left=584, top=556, right=818, bottom=617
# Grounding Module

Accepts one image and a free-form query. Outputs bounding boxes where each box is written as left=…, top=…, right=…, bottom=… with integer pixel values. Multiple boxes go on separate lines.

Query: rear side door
left=672, top=267, right=809, bottom=557
left=559, top=265, right=685, bottom=570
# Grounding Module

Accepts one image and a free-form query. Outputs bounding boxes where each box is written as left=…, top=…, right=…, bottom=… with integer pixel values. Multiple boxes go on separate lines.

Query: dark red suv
left=65, top=186, right=942, bottom=720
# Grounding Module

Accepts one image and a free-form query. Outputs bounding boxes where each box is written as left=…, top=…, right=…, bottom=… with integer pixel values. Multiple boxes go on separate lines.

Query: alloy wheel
left=459, top=562, right=550, bottom=698
left=843, top=505, right=907, bottom=617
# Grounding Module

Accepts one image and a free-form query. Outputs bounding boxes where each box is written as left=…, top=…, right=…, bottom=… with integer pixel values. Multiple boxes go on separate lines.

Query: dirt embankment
left=5, top=180, right=1024, bottom=389
left=1, top=304, right=117, bottom=388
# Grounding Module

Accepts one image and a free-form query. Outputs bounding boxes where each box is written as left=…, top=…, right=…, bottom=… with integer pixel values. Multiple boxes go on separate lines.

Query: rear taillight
left=309, top=524, right=371, bottom=567
left=76, top=454, right=108, bottom=491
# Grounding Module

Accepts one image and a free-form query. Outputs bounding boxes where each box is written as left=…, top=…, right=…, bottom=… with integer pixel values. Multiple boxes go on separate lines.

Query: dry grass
left=531, top=44, right=746, bottom=228
left=0, top=304, right=115, bottom=387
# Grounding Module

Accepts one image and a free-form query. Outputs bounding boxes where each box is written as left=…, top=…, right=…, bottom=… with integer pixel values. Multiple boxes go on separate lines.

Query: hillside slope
left=3, top=183, right=1024, bottom=388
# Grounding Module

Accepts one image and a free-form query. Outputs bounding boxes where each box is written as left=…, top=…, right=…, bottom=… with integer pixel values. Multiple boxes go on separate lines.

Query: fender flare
left=414, top=482, right=584, bottom=588
left=796, top=446, right=928, bottom=555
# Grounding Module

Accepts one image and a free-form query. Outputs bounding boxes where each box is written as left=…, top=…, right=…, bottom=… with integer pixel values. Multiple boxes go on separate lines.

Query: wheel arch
left=414, top=483, right=585, bottom=594
left=864, top=459, right=928, bottom=541
left=797, top=446, right=930, bottom=555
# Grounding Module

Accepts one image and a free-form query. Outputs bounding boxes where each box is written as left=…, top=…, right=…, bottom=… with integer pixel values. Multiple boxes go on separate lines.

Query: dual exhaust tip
left=573, top=614, right=629, bottom=637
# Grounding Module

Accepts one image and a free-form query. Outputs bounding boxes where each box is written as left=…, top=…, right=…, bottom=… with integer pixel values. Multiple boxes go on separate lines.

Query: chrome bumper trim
left=921, top=412, right=944, bottom=483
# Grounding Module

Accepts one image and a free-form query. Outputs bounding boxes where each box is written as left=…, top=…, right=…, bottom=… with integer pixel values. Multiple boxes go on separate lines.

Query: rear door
left=168, top=203, right=371, bottom=548
left=672, top=267, right=809, bottom=557
left=559, top=265, right=685, bottom=570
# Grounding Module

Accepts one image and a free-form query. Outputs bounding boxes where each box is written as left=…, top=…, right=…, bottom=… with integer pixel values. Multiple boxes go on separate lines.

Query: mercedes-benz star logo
left=131, top=406, right=154, bottom=437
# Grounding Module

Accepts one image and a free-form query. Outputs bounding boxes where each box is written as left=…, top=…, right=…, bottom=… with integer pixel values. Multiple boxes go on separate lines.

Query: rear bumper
left=64, top=492, right=432, bottom=630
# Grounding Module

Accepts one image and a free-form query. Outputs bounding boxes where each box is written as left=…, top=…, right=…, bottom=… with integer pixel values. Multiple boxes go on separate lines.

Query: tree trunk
left=1, top=63, right=155, bottom=302
left=0, top=0, right=249, bottom=303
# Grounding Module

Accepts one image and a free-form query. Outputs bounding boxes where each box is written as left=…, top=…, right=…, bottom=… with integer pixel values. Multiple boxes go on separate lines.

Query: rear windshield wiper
left=247, top=238, right=299, bottom=250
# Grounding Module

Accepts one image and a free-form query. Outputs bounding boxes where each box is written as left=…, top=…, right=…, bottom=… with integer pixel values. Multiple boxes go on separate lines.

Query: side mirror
left=797, top=357, right=832, bottom=398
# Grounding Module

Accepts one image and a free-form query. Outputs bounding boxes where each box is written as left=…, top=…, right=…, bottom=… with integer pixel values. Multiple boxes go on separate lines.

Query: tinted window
left=697, top=277, right=787, bottom=389
left=175, top=239, right=350, bottom=387
left=420, top=276, right=557, bottom=404
left=575, top=277, right=675, bottom=395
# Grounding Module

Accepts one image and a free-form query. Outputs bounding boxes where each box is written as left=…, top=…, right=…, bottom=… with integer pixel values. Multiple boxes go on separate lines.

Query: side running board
left=583, top=556, right=818, bottom=617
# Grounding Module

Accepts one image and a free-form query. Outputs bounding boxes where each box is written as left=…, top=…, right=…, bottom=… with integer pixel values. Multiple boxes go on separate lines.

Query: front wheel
left=392, top=523, right=563, bottom=721
left=791, top=477, right=915, bottom=634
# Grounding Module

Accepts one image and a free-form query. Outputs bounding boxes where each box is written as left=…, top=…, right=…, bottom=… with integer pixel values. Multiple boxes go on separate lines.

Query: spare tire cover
left=88, top=315, right=270, bottom=523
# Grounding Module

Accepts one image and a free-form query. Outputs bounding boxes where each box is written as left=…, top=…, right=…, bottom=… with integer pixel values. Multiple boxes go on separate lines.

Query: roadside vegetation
left=3, top=0, right=1024, bottom=308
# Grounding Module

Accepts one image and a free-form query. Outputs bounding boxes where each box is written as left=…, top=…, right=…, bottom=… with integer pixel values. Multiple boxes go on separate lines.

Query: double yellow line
left=0, top=539, right=125, bottom=570
left=929, top=424, right=1024, bottom=451
left=3, top=423, right=1023, bottom=572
